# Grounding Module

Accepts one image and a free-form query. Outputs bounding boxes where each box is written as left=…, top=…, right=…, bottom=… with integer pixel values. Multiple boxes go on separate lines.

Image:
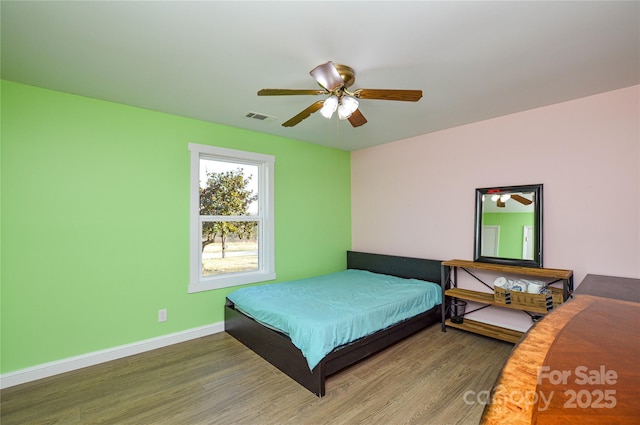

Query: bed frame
left=224, top=251, right=443, bottom=397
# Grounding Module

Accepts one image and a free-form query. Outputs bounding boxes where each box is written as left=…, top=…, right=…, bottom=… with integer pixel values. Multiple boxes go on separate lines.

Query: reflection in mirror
left=474, top=184, right=543, bottom=268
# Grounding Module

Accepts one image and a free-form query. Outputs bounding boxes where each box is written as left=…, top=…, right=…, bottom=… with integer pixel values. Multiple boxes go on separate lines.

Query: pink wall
left=351, top=86, right=639, bottom=331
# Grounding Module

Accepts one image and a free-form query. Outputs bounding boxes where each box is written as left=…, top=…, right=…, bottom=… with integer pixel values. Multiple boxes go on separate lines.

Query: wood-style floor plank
left=1, top=325, right=513, bottom=425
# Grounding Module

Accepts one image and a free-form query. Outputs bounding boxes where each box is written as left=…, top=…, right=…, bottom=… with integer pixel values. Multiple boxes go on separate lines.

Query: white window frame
left=189, top=143, right=275, bottom=293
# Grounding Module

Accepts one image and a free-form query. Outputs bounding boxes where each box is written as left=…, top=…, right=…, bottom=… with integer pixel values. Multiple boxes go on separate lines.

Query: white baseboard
left=0, top=321, right=224, bottom=389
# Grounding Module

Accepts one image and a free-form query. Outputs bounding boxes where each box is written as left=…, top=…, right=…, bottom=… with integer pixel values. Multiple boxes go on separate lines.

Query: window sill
left=188, top=271, right=277, bottom=293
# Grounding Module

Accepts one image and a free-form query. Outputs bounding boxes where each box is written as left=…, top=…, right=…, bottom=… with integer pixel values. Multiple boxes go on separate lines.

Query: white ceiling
left=2, top=1, right=638, bottom=151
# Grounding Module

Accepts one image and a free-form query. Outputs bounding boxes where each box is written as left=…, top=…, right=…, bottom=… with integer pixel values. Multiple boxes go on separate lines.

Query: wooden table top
left=481, top=295, right=640, bottom=424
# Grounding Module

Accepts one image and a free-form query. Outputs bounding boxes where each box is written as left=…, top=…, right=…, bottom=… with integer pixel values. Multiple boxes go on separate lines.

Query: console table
left=441, top=260, right=573, bottom=343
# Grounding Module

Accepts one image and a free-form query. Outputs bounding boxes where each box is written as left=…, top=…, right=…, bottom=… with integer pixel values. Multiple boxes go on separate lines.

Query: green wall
left=0, top=81, right=351, bottom=373
left=482, top=212, right=534, bottom=258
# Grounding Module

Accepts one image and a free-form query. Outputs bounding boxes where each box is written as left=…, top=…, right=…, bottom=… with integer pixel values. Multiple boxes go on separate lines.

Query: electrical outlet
left=158, top=309, right=167, bottom=322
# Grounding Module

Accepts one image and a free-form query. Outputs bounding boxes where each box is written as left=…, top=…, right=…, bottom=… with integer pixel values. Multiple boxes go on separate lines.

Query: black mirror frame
left=474, top=184, right=543, bottom=268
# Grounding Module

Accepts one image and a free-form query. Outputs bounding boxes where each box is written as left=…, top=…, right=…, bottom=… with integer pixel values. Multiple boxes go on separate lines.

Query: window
left=189, top=143, right=275, bottom=292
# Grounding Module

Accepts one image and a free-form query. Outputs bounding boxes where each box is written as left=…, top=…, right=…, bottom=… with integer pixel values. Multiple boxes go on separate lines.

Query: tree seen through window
left=199, top=163, right=259, bottom=276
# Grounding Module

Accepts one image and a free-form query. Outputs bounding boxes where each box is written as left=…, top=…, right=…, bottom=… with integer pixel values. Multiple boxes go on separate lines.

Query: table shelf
left=444, top=318, right=524, bottom=344
left=441, top=260, right=574, bottom=342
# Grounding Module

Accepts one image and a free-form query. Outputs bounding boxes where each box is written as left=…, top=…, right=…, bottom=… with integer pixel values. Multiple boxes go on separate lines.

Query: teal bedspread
left=227, top=269, right=441, bottom=370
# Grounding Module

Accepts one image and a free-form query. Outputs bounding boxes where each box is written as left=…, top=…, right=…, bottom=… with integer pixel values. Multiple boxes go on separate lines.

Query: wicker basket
left=494, top=286, right=564, bottom=311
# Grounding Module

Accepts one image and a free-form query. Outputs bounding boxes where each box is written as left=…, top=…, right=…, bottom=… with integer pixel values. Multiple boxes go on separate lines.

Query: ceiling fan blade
left=310, top=61, right=344, bottom=91
left=511, top=194, right=533, bottom=205
left=281, top=100, right=325, bottom=127
left=497, top=200, right=506, bottom=208
left=348, top=109, right=367, bottom=127
left=354, top=89, right=423, bottom=102
left=258, top=88, right=327, bottom=96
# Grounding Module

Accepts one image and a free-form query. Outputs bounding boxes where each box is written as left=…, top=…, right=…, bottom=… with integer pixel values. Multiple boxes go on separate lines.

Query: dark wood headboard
left=346, top=251, right=442, bottom=284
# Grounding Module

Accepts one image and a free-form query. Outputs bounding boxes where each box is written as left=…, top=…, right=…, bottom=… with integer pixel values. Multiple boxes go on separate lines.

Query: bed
left=224, top=251, right=443, bottom=397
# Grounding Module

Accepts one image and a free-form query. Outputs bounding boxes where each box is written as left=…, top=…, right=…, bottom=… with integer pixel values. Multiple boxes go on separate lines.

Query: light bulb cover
left=337, top=104, right=352, bottom=120
left=320, top=95, right=338, bottom=119
left=341, top=96, right=359, bottom=114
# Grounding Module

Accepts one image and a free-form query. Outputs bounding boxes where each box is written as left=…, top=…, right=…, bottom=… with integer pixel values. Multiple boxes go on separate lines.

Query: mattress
left=226, top=269, right=441, bottom=370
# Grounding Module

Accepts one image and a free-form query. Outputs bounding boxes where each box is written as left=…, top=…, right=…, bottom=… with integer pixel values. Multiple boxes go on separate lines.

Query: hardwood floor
left=1, top=325, right=513, bottom=425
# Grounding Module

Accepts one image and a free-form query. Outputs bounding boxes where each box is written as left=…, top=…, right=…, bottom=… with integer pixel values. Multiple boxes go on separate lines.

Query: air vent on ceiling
left=245, top=112, right=278, bottom=123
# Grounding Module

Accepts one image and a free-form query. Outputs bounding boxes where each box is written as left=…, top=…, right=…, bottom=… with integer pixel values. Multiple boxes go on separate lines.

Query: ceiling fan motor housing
left=334, top=64, right=356, bottom=88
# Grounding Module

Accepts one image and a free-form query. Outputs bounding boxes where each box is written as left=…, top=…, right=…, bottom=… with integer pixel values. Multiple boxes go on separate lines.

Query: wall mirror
left=474, top=184, right=543, bottom=268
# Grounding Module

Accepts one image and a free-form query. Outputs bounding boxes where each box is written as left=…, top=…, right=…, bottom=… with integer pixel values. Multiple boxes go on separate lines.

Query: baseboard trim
left=0, top=321, right=224, bottom=389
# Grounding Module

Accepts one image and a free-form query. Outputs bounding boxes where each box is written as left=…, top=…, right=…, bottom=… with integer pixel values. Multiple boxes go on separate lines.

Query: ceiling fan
left=257, top=61, right=422, bottom=128
left=494, top=194, right=534, bottom=208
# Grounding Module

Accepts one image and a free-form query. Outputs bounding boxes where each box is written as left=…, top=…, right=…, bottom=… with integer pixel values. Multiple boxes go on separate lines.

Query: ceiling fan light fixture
left=320, top=95, right=338, bottom=119
left=337, top=95, right=359, bottom=120
left=337, top=104, right=350, bottom=120
left=344, top=96, right=359, bottom=112
left=337, top=105, right=349, bottom=120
